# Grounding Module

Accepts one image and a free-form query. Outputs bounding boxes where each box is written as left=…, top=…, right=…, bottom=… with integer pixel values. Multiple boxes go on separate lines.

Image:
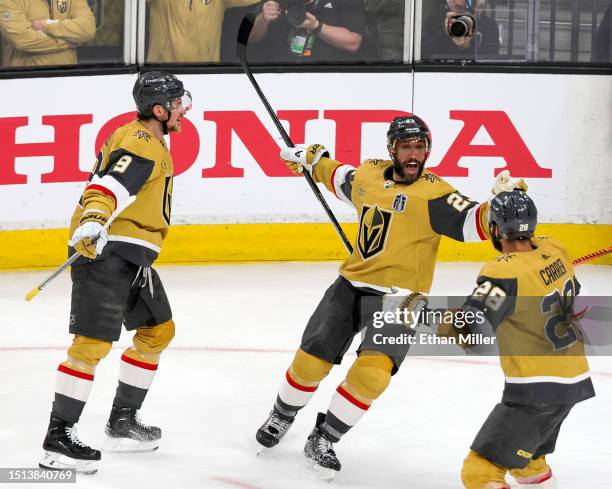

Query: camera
left=279, top=0, right=313, bottom=28
left=448, top=14, right=475, bottom=37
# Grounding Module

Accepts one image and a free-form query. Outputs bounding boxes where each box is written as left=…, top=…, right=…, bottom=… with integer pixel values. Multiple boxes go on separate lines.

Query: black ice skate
left=39, top=416, right=101, bottom=475
left=255, top=408, right=295, bottom=450
left=103, top=405, right=161, bottom=453
left=304, top=412, right=341, bottom=479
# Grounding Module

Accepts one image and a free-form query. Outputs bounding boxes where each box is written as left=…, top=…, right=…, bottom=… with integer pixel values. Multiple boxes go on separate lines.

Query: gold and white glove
left=280, top=143, right=329, bottom=175
left=69, top=220, right=108, bottom=259
left=382, top=286, right=429, bottom=329
left=492, top=170, right=528, bottom=195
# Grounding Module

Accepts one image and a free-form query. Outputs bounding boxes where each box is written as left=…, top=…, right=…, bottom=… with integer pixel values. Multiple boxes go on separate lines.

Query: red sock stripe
left=57, top=364, right=94, bottom=381
left=475, top=204, right=487, bottom=241
left=285, top=370, right=317, bottom=392
left=336, top=385, right=370, bottom=411
left=86, top=184, right=117, bottom=203
left=121, top=354, right=158, bottom=371
left=519, top=469, right=552, bottom=485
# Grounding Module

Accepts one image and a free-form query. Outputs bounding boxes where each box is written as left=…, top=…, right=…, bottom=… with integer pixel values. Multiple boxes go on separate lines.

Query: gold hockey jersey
left=69, top=120, right=174, bottom=266
left=464, top=236, right=594, bottom=405
left=0, top=0, right=95, bottom=67
left=312, top=158, right=490, bottom=293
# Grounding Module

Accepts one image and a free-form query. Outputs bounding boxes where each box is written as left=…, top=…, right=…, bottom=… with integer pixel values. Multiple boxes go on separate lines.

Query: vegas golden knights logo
left=57, top=0, right=68, bottom=14
left=358, top=205, right=392, bottom=260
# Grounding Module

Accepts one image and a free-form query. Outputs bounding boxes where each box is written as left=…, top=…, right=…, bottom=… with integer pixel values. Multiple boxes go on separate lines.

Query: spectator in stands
left=0, top=0, right=95, bottom=68
left=421, top=0, right=499, bottom=60
left=593, top=1, right=611, bottom=62
left=249, top=0, right=365, bottom=63
left=363, top=0, right=404, bottom=62
left=147, top=0, right=259, bottom=64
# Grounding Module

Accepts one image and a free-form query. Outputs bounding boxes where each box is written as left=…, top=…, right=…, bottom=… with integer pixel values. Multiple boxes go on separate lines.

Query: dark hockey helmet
left=387, top=115, right=432, bottom=162
left=488, top=190, right=537, bottom=242
left=133, top=71, right=187, bottom=118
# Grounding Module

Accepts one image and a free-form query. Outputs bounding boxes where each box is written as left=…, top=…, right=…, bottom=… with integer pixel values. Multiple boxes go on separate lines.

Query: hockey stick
left=25, top=195, right=137, bottom=301
left=236, top=13, right=353, bottom=254
left=573, top=247, right=612, bottom=266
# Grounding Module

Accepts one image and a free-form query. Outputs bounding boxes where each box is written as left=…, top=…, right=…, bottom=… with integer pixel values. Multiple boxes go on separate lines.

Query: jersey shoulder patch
left=355, top=159, right=392, bottom=181
left=480, top=257, right=519, bottom=280
left=119, top=122, right=156, bottom=155
left=418, top=171, right=456, bottom=199
left=362, top=158, right=389, bottom=166
left=533, top=236, right=567, bottom=254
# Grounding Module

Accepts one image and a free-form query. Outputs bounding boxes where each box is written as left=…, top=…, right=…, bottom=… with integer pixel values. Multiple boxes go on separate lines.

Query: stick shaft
left=236, top=14, right=353, bottom=254
left=25, top=195, right=136, bottom=300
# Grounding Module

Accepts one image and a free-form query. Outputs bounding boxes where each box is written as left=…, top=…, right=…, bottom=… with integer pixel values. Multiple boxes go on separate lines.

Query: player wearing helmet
left=39, top=72, right=192, bottom=474
left=254, top=115, right=526, bottom=476
left=435, top=191, right=594, bottom=489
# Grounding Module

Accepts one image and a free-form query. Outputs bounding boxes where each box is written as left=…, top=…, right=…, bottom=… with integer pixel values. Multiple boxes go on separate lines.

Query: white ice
left=1, top=262, right=610, bottom=489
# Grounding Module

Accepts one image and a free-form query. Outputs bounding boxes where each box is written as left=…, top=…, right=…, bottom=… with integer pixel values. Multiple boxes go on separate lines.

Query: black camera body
left=448, top=14, right=476, bottom=37
left=279, top=0, right=314, bottom=27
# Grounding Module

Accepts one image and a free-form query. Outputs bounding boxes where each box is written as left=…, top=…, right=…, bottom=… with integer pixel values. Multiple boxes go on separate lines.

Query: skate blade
left=102, top=436, right=159, bottom=453
left=306, top=459, right=337, bottom=482
left=39, top=450, right=99, bottom=475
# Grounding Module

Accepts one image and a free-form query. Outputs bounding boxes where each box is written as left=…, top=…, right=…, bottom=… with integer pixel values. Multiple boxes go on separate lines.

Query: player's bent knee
left=462, top=450, right=509, bottom=489
left=134, top=319, right=175, bottom=354
left=346, top=352, right=393, bottom=400
left=66, top=335, right=113, bottom=367
left=290, top=348, right=333, bottom=384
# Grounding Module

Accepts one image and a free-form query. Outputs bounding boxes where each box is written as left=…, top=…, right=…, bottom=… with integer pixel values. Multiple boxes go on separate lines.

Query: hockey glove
left=281, top=144, right=329, bottom=175
left=492, top=170, right=528, bottom=195
left=69, top=215, right=109, bottom=259
left=382, top=286, right=429, bottom=329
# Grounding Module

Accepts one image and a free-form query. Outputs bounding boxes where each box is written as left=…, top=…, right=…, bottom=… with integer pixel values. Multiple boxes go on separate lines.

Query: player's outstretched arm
left=280, top=144, right=356, bottom=207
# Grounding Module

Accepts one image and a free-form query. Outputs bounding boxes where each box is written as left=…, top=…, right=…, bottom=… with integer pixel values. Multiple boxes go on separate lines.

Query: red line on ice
left=209, top=476, right=263, bottom=489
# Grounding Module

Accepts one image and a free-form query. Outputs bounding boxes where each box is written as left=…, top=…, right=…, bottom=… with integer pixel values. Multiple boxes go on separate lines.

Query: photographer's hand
left=299, top=12, right=320, bottom=32
left=262, top=1, right=281, bottom=23
left=251, top=1, right=281, bottom=42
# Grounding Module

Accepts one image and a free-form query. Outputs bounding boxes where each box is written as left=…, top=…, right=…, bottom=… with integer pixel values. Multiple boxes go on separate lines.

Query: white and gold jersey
left=70, top=120, right=173, bottom=266
left=464, top=237, right=594, bottom=405
left=312, top=157, right=490, bottom=293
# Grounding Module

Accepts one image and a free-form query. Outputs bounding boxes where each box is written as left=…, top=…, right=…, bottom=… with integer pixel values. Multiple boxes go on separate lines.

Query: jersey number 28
left=541, top=278, right=578, bottom=351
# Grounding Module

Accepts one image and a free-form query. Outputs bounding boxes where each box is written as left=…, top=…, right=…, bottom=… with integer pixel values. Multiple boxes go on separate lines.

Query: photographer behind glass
left=249, top=0, right=365, bottom=62
left=421, top=0, right=499, bottom=60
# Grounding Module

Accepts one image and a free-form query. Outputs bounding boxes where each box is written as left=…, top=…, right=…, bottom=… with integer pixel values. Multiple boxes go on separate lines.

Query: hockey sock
left=113, top=321, right=174, bottom=409
left=113, top=347, right=159, bottom=410
left=52, top=336, right=112, bottom=423
left=321, top=352, right=393, bottom=442
left=53, top=362, right=94, bottom=424
left=275, top=349, right=333, bottom=418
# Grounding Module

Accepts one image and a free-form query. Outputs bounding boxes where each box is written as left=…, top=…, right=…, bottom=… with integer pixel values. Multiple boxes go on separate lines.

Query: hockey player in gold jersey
left=39, top=71, right=192, bottom=474
left=440, top=190, right=594, bottom=489
left=255, top=115, right=528, bottom=474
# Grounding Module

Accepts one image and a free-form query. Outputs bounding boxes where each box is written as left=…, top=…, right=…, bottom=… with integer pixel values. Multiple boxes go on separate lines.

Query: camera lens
left=449, top=14, right=475, bottom=37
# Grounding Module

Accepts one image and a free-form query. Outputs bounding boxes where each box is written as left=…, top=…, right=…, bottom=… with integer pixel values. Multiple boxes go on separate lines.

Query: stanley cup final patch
left=392, top=193, right=407, bottom=213
left=57, top=0, right=68, bottom=14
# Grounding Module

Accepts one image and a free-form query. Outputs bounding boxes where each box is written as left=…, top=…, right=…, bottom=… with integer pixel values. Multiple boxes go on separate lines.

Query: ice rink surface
left=1, top=262, right=610, bottom=489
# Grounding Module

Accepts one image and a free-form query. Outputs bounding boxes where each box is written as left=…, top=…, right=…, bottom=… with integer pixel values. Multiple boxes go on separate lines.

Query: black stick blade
left=237, top=13, right=256, bottom=58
